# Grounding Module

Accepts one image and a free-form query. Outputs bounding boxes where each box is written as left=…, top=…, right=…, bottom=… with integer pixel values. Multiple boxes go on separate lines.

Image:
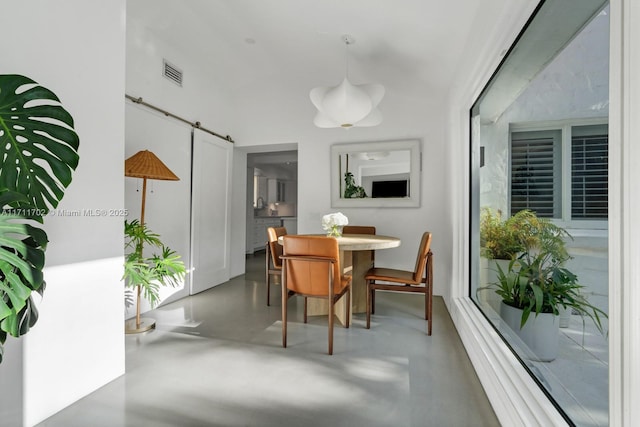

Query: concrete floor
left=38, top=253, right=500, bottom=427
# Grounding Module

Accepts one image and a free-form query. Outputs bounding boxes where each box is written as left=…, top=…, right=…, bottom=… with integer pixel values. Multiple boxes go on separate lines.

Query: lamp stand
left=125, top=176, right=156, bottom=334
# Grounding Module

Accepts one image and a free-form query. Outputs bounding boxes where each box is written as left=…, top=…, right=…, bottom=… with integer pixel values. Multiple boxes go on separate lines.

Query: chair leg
left=427, top=283, right=433, bottom=336
left=371, top=288, right=376, bottom=314
left=266, top=245, right=271, bottom=306
left=282, top=284, right=287, bottom=348
left=366, top=281, right=372, bottom=329
left=282, top=288, right=287, bottom=348
left=345, top=287, right=351, bottom=329
left=424, top=288, right=428, bottom=320
left=304, top=297, right=308, bottom=323
left=328, top=296, right=334, bottom=355
left=266, top=274, right=271, bottom=306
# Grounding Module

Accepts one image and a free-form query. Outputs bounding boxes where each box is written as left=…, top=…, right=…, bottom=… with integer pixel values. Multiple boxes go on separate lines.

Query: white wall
left=0, top=336, right=23, bottom=426
left=125, top=11, right=233, bottom=130
left=231, top=150, right=248, bottom=277
left=1, top=1, right=126, bottom=426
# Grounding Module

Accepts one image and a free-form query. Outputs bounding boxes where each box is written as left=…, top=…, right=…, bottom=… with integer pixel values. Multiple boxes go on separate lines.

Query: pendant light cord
left=344, top=39, right=350, bottom=79
left=342, top=34, right=355, bottom=80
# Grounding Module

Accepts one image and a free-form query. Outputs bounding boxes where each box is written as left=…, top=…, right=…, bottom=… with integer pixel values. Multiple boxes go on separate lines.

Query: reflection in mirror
left=340, top=150, right=410, bottom=198
left=331, top=139, right=421, bottom=208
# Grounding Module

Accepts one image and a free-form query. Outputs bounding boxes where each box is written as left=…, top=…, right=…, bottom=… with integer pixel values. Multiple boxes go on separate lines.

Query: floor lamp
left=124, top=150, right=179, bottom=333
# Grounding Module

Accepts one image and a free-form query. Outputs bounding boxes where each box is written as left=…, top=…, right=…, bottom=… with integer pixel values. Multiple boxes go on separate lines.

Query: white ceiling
left=127, top=0, right=485, bottom=101
left=127, top=0, right=607, bottom=171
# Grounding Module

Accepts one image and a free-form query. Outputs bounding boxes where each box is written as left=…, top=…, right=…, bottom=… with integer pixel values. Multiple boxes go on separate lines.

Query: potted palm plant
left=478, top=208, right=529, bottom=311
left=482, top=210, right=607, bottom=361
left=123, top=219, right=186, bottom=333
left=480, top=208, right=527, bottom=260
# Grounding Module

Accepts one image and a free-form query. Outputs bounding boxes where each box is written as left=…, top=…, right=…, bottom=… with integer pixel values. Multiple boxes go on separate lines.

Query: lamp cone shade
left=125, top=150, right=179, bottom=181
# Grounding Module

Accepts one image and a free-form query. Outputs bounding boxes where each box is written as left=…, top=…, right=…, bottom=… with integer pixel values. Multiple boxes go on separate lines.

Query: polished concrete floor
left=38, top=253, right=500, bottom=427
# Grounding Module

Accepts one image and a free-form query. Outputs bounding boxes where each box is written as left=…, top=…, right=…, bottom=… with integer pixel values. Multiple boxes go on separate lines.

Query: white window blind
left=571, top=124, right=608, bottom=220
left=510, top=130, right=561, bottom=218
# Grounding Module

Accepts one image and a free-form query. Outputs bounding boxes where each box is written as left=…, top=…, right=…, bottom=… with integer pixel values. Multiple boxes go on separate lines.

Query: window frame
left=509, top=117, right=608, bottom=230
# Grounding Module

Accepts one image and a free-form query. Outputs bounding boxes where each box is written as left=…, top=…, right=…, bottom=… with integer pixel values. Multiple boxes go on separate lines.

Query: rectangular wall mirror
left=331, top=139, right=421, bottom=208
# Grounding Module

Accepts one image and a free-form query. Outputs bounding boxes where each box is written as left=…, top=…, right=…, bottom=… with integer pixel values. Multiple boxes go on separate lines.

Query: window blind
left=571, top=129, right=608, bottom=219
left=510, top=131, right=560, bottom=218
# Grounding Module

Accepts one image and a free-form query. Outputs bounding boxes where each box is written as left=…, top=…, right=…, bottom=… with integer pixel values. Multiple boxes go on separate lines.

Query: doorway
left=246, top=150, right=298, bottom=254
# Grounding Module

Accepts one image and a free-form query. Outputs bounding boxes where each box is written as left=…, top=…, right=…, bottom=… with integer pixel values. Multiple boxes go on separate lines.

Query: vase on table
left=322, top=212, right=348, bottom=238
left=327, top=225, right=343, bottom=237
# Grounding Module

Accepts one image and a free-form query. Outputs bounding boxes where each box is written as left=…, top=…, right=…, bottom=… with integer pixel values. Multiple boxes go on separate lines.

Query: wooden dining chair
left=365, top=232, right=434, bottom=335
left=281, top=235, right=352, bottom=355
left=265, top=226, right=287, bottom=306
left=342, top=225, right=376, bottom=235
left=342, top=225, right=377, bottom=265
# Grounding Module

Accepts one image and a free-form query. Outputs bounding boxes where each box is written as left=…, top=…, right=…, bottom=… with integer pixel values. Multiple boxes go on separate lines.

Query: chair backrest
left=282, top=235, right=343, bottom=297
left=267, top=226, right=287, bottom=268
left=342, top=225, right=376, bottom=235
left=412, top=232, right=433, bottom=282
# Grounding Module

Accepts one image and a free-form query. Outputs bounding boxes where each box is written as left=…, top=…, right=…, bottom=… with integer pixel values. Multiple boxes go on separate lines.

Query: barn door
left=190, top=129, right=232, bottom=293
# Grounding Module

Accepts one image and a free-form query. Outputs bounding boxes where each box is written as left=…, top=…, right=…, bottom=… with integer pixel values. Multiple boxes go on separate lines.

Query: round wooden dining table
left=279, top=233, right=401, bottom=325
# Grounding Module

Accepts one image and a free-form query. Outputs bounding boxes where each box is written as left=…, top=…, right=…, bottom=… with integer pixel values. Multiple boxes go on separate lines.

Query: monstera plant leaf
left=0, top=74, right=79, bottom=212
left=0, top=74, right=79, bottom=363
left=0, top=203, right=47, bottom=336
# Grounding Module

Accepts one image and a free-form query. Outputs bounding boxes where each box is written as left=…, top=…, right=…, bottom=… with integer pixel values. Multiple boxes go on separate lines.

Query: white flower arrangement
left=322, top=212, right=349, bottom=237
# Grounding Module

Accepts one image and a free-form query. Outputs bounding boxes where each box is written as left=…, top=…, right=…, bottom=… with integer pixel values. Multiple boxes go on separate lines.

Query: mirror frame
left=331, top=139, right=421, bottom=208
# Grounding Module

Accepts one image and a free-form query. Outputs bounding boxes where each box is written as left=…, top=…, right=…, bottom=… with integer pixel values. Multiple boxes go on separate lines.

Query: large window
left=470, top=1, right=610, bottom=425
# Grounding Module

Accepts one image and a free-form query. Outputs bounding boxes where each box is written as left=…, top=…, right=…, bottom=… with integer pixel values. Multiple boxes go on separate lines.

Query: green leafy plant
left=480, top=208, right=529, bottom=259
left=0, top=74, right=79, bottom=363
left=482, top=210, right=607, bottom=331
left=123, top=219, right=186, bottom=309
left=343, top=171, right=367, bottom=198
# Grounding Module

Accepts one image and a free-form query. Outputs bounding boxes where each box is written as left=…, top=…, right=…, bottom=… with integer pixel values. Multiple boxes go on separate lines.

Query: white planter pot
left=500, top=301, right=560, bottom=362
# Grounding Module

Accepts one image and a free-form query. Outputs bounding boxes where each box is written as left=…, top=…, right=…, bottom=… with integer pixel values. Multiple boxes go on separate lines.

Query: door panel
left=190, top=129, right=232, bottom=294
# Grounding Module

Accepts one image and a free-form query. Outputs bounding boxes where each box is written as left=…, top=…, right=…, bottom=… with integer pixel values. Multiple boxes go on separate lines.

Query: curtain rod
left=125, top=94, right=234, bottom=143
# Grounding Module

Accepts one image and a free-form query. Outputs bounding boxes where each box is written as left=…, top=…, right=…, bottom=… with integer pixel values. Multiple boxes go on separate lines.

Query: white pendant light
left=310, top=35, right=385, bottom=128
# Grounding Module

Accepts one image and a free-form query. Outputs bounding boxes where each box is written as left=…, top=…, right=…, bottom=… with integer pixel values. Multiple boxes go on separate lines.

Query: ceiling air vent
left=163, top=60, right=183, bottom=86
